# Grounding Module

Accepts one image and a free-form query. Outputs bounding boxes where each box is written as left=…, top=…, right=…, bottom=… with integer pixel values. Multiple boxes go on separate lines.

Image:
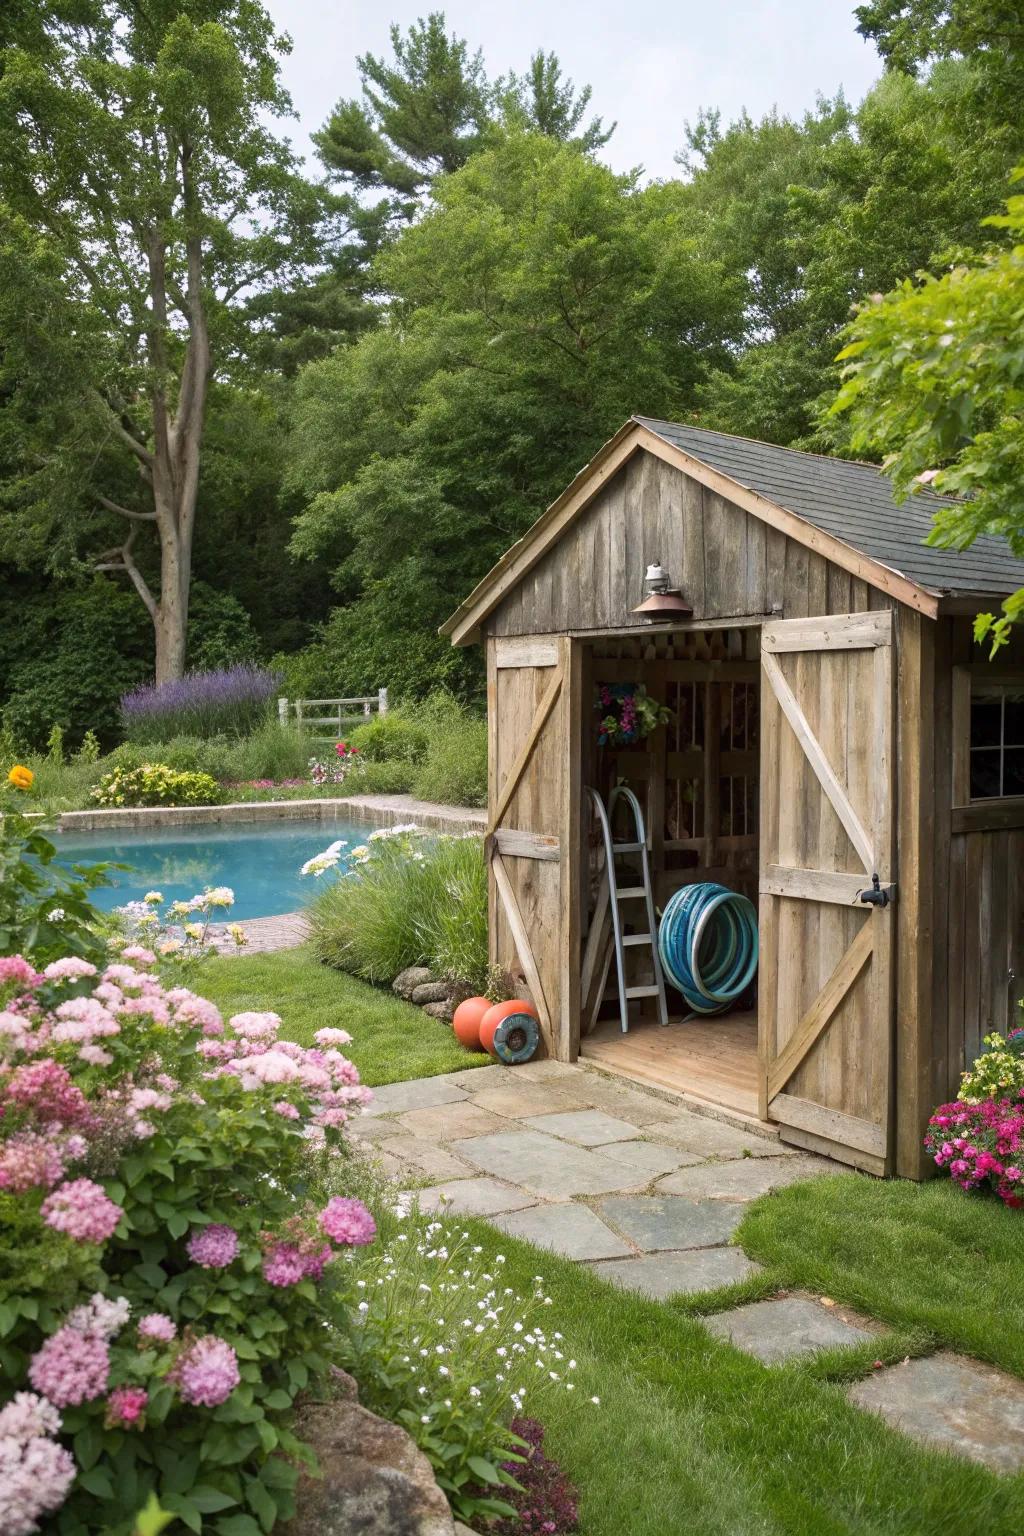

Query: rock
left=393, top=966, right=433, bottom=999
left=411, top=981, right=451, bottom=1006
left=284, top=1399, right=455, bottom=1536
left=422, top=999, right=454, bottom=1022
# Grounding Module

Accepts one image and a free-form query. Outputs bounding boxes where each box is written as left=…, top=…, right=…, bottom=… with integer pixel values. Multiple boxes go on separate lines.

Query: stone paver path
left=354, top=1056, right=1024, bottom=1476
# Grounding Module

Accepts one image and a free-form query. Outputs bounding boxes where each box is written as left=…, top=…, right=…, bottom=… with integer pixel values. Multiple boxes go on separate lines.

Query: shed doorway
left=577, top=625, right=763, bottom=1119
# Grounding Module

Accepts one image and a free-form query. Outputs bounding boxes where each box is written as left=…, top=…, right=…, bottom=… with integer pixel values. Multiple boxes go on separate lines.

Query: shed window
left=968, top=684, right=1024, bottom=799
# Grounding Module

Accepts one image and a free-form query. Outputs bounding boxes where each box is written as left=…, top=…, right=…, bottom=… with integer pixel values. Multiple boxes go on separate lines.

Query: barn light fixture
left=632, top=560, right=693, bottom=622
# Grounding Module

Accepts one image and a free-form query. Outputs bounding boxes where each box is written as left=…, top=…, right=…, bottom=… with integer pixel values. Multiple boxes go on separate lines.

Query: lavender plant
left=120, top=666, right=282, bottom=743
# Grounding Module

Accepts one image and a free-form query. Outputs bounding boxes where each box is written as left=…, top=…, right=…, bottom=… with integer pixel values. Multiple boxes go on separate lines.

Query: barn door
left=758, top=611, right=896, bottom=1173
left=487, top=636, right=583, bottom=1060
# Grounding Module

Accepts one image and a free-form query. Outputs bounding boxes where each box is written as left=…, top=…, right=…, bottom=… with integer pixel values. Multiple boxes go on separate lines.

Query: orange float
left=452, top=995, right=491, bottom=1051
left=479, top=998, right=538, bottom=1058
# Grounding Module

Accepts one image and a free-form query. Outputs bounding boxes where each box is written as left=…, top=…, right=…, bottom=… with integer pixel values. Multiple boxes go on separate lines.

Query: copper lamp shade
left=632, top=561, right=692, bottom=621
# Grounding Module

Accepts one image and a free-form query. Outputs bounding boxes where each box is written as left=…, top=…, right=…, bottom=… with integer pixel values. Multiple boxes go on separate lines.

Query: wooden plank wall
left=933, top=620, right=1024, bottom=1100
left=490, top=452, right=892, bottom=637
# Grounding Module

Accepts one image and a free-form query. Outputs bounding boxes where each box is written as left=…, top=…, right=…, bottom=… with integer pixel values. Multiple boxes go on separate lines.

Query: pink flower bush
left=925, top=1091, right=1024, bottom=1206
left=320, top=1196, right=376, bottom=1247
left=171, top=1336, right=240, bottom=1407
left=41, top=1179, right=123, bottom=1243
left=186, top=1224, right=239, bottom=1269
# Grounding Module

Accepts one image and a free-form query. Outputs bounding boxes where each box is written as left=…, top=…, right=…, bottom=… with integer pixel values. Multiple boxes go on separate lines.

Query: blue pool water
left=55, top=818, right=370, bottom=920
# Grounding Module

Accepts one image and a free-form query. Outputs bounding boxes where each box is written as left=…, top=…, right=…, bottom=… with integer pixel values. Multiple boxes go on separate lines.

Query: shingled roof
left=636, top=417, right=1024, bottom=599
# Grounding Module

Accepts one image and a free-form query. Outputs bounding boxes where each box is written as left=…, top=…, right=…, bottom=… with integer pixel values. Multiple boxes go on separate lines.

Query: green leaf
left=466, top=1455, right=502, bottom=1485
left=78, top=1466, right=114, bottom=1497
left=163, top=1495, right=202, bottom=1535
left=214, top=1516, right=262, bottom=1536
left=190, top=1487, right=240, bottom=1514
left=74, top=1422, right=104, bottom=1472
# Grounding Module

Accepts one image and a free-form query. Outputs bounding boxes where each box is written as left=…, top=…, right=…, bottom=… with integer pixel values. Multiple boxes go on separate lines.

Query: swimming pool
left=55, top=817, right=371, bottom=921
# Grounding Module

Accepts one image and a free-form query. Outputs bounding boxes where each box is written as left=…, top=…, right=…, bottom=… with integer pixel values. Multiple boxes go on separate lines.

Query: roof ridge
left=634, top=415, right=888, bottom=474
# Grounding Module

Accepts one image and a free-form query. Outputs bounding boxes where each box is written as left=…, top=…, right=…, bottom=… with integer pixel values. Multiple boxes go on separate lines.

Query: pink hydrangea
left=171, top=1336, right=240, bottom=1407
left=272, top=1100, right=300, bottom=1120
left=41, top=1179, right=123, bottom=1244
left=42, top=957, right=97, bottom=982
left=261, top=1241, right=307, bottom=1287
left=0, top=1424, right=76, bottom=1536
left=320, top=1197, right=376, bottom=1247
left=0, top=1393, right=61, bottom=1442
left=77, top=1044, right=113, bottom=1066
left=28, top=1326, right=110, bottom=1406
left=186, top=1224, right=239, bottom=1269
left=166, top=989, right=223, bottom=1034
left=229, top=1011, right=281, bottom=1041
left=137, top=1313, right=177, bottom=1345
left=0, top=1010, right=33, bottom=1053
left=4, top=1059, right=94, bottom=1128
left=66, top=1294, right=131, bottom=1339
left=0, top=1130, right=67, bottom=1192
left=120, top=946, right=155, bottom=967
left=0, top=955, right=41, bottom=989
left=234, top=1050, right=301, bottom=1087
left=105, top=1386, right=148, bottom=1429
left=313, top=1027, right=352, bottom=1047
left=51, top=997, right=119, bottom=1044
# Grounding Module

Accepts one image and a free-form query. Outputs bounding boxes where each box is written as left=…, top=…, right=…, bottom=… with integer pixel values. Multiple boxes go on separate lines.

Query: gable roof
left=442, top=417, right=1024, bottom=645
left=636, top=418, right=1024, bottom=600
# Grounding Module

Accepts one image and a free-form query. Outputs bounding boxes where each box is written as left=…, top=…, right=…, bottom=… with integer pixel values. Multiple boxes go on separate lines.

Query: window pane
left=970, top=695, right=1003, bottom=748
left=970, top=749, right=1002, bottom=799
left=1003, top=749, right=1024, bottom=797
left=1003, top=692, right=1024, bottom=745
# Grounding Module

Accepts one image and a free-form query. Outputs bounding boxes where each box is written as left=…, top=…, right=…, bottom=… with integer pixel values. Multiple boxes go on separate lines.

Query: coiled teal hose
left=657, top=883, right=759, bottom=1016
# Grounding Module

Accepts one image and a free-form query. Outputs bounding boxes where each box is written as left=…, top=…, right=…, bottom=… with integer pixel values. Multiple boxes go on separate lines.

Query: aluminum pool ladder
left=587, top=786, right=669, bottom=1033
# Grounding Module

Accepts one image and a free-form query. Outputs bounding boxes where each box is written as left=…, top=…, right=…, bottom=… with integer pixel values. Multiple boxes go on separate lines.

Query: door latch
left=858, top=873, right=890, bottom=908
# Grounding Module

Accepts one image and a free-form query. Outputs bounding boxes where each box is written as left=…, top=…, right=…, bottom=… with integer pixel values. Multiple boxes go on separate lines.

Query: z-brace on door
left=486, top=636, right=583, bottom=1060
left=758, top=612, right=896, bottom=1173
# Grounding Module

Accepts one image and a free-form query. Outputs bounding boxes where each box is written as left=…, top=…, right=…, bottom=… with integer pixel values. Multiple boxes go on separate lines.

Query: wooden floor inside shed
left=580, top=1009, right=760, bottom=1121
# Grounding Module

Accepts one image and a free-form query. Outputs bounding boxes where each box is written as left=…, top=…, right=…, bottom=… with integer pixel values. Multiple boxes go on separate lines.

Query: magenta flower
left=186, top=1224, right=239, bottom=1270
left=105, top=1386, right=148, bottom=1429
left=320, top=1196, right=376, bottom=1247
left=261, top=1241, right=307, bottom=1288
left=137, top=1313, right=177, bottom=1345
left=41, top=1179, right=123, bottom=1244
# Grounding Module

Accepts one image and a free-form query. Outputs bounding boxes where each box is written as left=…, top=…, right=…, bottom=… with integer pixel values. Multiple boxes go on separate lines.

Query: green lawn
left=463, top=1175, right=1024, bottom=1536
left=196, top=945, right=489, bottom=1086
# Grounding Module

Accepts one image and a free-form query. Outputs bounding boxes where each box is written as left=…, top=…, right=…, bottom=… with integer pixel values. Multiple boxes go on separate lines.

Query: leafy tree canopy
left=832, top=167, right=1024, bottom=650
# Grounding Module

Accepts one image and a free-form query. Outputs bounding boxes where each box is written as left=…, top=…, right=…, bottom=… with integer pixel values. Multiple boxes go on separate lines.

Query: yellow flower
left=7, top=765, right=33, bottom=791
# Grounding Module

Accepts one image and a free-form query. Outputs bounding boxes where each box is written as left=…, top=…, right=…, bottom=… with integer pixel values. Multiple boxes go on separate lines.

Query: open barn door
left=758, top=612, right=896, bottom=1173
left=486, top=636, right=583, bottom=1060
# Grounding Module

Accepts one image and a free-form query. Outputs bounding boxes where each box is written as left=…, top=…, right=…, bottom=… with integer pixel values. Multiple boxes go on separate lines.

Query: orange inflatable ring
left=452, top=995, right=491, bottom=1051
left=479, top=999, right=538, bottom=1057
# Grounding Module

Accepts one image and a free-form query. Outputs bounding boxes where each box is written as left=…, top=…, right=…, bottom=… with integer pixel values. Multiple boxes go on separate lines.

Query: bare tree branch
left=94, top=527, right=158, bottom=619
left=93, top=391, right=154, bottom=469
left=97, top=493, right=157, bottom=522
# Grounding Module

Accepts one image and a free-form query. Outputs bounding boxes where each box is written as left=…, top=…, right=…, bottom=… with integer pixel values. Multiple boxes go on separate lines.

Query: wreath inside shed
left=596, top=683, right=672, bottom=747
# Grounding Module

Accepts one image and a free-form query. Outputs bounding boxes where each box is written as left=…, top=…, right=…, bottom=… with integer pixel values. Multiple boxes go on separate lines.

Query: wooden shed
left=442, top=417, right=1024, bottom=1179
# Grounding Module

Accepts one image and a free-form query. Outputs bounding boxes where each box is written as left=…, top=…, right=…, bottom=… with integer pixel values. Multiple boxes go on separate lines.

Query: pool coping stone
left=56, top=793, right=486, bottom=835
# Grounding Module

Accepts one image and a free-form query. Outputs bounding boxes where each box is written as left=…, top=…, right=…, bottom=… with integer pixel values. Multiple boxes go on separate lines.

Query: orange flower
left=7, top=764, right=33, bottom=791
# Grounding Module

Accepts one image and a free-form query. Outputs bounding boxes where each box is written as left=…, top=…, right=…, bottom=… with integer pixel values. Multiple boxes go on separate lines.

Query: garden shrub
left=924, top=1094, right=1024, bottom=1207
left=0, top=947, right=377, bottom=1534
left=341, top=1210, right=579, bottom=1528
left=91, top=764, right=222, bottom=809
left=958, top=1025, right=1024, bottom=1102
left=121, top=665, right=282, bottom=743
left=306, top=828, right=488, bottom=990
left=0, top=770, right=112, bottom=968
left=347, top=709, right=431, bottom=764
left=412, top=713, right=487, bottom=807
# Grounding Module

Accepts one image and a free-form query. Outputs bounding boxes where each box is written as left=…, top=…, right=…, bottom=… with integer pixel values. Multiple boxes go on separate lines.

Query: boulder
left=283, top=1398, right=455, bottom=1536
left=411, top=981, right=452, bottom=1006
left=422, top=1000, right=454, bottom=1023
left=393, top=966, right=433, bottom=999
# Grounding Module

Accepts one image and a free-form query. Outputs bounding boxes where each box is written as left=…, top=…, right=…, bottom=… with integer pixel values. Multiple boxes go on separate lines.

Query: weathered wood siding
left=490, top=451, right=892, bottom=637
left=932, top=620, right=1024, bottom=1102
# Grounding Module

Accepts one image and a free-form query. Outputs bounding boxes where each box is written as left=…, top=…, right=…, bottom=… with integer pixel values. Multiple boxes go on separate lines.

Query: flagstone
left=417, top=1177, right=537, bottom=1217
left=376, top=1137, right=475, bottom=1182
left=657, top=1154, right=829, bottom=1202
left=470, top=1082, right=595, bottom=1120
left=848, top=1352, right=1024, bottom=1475
left=396, top=1102, right=508, bottom=1141
left=596, top=1195, right=744, bottom=1252
left=453, top=1130, right=649, bottom=1199
left=492, top=1203, right=632, bottom=1261
left=644, top=1114, right=794, bottom=1160
left=600, top=1140, right=705, bottom=1176
left=522, top=1109, right=643, bottom=1145
left=589, top=1247, right=760, bottom=1299
left=363, top=1076, right=469, bottom=1115
left=703, top=1296, right=877, bottom=1363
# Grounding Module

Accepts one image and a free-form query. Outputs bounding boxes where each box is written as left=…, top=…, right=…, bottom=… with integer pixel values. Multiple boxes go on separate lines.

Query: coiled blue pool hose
left=657, top=883, right=759, bottom=1016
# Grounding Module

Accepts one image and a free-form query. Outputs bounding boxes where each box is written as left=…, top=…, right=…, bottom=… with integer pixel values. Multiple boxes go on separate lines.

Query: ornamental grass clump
left=0, top=947, right=377, bottom=1533
left=120, top=664, right=282, bottom=743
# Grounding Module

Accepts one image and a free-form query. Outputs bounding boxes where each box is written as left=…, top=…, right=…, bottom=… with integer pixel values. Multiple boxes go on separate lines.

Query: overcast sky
left=263, top=0, right=883, bottom=182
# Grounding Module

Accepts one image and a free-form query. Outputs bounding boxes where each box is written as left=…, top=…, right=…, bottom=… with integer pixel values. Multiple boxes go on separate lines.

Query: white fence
left=278, top=689, right=388, bottom=743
